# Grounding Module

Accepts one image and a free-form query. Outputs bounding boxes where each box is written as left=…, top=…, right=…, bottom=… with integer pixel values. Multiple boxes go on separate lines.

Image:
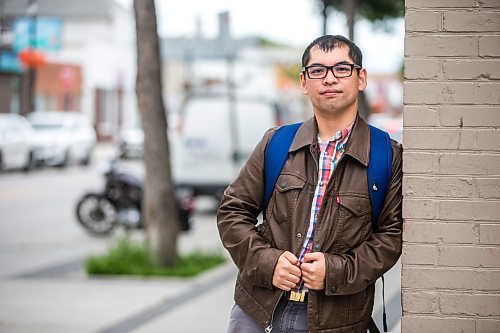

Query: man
left=217, top=35, right=403, bottom=333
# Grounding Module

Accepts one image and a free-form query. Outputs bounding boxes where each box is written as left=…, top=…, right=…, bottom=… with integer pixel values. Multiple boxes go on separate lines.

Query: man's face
left=300, top=45, right=367, bottom=119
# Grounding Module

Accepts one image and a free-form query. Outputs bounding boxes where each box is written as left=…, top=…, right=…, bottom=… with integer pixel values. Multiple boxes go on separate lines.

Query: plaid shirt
left=297, top=122, right=353, bottom=292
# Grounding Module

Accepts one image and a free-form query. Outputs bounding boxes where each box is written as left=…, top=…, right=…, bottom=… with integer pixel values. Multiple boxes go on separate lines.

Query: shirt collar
left=288, top=114, right=370, bottom=166
left=317, top=121, right=354, bottom=145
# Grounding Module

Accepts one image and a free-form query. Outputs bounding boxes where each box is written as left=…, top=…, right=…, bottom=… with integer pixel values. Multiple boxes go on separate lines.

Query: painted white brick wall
left=403, top=0, right=500, bottom=331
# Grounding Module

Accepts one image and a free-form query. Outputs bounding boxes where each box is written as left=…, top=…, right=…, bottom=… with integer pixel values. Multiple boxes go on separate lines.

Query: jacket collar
left=289, top=114, right=370, bottom=166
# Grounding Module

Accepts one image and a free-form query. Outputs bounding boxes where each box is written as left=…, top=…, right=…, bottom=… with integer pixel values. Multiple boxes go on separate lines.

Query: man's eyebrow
left=334, top=61, right=351, bottom=66
left=307, top=60, right=352, bottom=67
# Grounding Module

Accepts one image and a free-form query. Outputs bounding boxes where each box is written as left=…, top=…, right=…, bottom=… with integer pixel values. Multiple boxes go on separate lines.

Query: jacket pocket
left=269, top=172, right=306, bottom=224
left=348, top=284, right=374, bottom=325
left=338, top=195, right=372, bottom=249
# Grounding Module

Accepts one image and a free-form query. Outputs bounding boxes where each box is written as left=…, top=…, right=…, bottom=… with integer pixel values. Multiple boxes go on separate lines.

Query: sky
left=118, top=0, right=404, bottom=74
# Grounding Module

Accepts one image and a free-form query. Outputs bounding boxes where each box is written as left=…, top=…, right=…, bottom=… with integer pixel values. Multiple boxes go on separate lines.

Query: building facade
left=403, top=0, right=500, bottom=331
left=0, top=0, right=136, bottom=141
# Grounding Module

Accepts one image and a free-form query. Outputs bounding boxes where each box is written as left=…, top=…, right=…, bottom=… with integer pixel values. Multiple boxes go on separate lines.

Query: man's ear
left=358, top=68, right=367, bottom=92
left=300, top=72, right=308, bottom=95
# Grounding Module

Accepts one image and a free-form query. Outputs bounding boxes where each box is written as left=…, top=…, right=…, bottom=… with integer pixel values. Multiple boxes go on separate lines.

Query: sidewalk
left=0, top=198, right=237, bottom=333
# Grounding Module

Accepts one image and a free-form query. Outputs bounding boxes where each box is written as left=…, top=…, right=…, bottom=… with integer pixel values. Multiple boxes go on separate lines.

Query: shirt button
left=313, top=244, right=320, bottom=251
left=331, top=286, right=337, bottom=293
left=319, top=181, right=324, bottom=186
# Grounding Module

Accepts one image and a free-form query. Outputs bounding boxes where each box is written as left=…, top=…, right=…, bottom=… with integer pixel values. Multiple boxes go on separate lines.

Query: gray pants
left=227, top=297, right=308, bottom=333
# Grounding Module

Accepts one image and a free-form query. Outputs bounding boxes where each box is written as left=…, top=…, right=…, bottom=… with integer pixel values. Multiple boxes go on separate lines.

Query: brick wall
left=402, top=0, right=500, bottom=332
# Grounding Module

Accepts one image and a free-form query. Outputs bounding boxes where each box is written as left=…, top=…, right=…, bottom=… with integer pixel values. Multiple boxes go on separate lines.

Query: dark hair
left=301, top=35, right=363, bottom=68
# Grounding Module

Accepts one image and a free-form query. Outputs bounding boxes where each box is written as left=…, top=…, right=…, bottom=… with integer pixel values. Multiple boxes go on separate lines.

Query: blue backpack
left=262, top=122, right=392, bottom=229
left=262, top=122, right=393, bottom=332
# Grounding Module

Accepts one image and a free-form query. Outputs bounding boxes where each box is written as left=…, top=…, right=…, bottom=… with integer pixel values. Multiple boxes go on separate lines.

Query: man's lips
left=320, top=89, right=342, bottom=96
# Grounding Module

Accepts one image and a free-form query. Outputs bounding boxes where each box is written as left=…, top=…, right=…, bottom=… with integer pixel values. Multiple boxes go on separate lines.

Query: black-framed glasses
left=302, top=63, right=361, bottom=79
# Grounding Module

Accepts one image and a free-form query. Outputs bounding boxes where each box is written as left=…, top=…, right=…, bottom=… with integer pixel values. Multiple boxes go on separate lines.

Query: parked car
left=171, top=94, right=290, bottom=199
left=0, top=114, right=36, bottom=171
left=118, top=112, right=182, bottom=159
left=118, top=126, right=144, bottom=159
left=27, top=111, right=97, bottom=167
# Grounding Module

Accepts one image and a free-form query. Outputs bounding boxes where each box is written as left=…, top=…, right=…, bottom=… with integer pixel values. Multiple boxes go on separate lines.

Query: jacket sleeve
left=324, top=141, right=403, bottom=296
left=217, top=128, right=284, bottom=290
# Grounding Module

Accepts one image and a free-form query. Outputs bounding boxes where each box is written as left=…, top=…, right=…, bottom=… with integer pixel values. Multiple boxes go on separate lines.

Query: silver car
left=28, top=111, right=97, bottom=167
left=0, top=114, right=36, bottom=171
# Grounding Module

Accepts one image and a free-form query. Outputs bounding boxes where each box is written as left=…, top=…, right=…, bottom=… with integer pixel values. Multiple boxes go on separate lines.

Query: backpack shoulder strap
left=367, top=124, right=393, bottom=230
left=263, top=122, right=302, bottom=217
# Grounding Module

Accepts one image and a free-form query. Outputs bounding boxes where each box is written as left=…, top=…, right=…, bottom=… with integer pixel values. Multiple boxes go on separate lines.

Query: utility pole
left=219, top=12, right=240, bottom=172
left=27, top=0, right=38, bottom=113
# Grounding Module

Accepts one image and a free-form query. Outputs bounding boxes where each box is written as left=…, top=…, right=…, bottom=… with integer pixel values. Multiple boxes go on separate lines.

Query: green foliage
left=85, top=238, right=226, bottom=278
left=279, top=62, right=303, bottom=84
left=319, top=0, right=404, bottom=22
left=258, top=37, right=287, bottom=48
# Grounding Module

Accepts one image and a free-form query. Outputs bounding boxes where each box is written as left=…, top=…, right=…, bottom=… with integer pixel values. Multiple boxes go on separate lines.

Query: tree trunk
left=342, top=0, right=370, bottom=120
left=321, top=0, right=328, bottom=35
left=343, top=0, right=356, bottom=41
left=133, top=0, right=179, bottom=266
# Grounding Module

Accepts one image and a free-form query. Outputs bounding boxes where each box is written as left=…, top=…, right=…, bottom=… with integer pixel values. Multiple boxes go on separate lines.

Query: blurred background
left=0, top=0, right=403, bottom=332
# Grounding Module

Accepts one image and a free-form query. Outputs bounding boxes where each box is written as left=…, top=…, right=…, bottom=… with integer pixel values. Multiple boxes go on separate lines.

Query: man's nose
left=323, top=68, right=339, bottom=84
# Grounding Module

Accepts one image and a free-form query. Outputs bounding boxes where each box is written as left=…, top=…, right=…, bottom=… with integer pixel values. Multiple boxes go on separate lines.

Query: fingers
left=282, top=251, right=299, bottom=265
left=303, top=252, right=322, bottom=262
left=300, top=253, right=326, bottom=290
left=272, top=252, right=302, bottom=291
left=277, top=275, right=299, bottom=291
left=282, top=251, right=301, bottom=277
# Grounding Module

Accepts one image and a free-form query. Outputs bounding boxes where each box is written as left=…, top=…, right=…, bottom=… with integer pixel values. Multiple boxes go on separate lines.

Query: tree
left=317, top=0, right=404, bottom=40
left=134, top=0, right=179, bottom=266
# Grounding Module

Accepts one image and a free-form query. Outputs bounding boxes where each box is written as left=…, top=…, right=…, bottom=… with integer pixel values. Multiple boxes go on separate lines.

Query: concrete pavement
left=0, top=210, right=236, bottom=333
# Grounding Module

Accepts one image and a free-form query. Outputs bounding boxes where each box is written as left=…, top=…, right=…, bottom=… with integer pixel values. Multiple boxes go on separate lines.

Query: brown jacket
left=217, top=115, right=403, bottom=332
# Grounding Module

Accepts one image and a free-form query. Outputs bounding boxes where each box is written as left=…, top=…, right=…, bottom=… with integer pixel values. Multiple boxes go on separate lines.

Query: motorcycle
left=75, top=158, right=193, bottom=236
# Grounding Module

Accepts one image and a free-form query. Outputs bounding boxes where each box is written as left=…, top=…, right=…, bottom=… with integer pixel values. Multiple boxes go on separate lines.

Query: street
left=0, top=144, right=235, bottom=333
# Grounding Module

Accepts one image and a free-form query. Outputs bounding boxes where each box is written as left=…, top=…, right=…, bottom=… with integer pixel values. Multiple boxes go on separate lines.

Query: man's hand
left=272, top=251, right=302, bottom=291
left=301, top=252, right=326, bottom=290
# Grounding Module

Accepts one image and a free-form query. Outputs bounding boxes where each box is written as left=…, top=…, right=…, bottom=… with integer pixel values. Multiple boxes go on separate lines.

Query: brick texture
left=439, top=106, right=500, bottom=127
left=479, top=36, right=500, bottom=56
left=443, top=59, right=500, bottom=80
left=406, top=0, right=475, bottom=8
left=443, top=11, right=500, bottom=32
left=403, top=317, right=475, bottom=333
left=404, top=58, right=441, bottom=80
left=440, top=293, right=500, bottom=316
left=403, top=0, right=500, bottom=330
left=406, top=11, right=441, bottom=32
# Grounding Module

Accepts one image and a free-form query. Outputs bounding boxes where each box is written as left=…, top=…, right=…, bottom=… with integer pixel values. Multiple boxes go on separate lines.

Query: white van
left=171, top=94, right=289, bottom=199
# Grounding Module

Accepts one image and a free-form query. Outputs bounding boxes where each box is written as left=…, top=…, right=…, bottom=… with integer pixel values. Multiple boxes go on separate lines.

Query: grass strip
left=85, top=238, right=226, bottom=277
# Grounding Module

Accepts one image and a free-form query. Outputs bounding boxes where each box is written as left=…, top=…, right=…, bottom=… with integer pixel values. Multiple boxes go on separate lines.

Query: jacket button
left=331, top=286, right=337, bottom=293
left=280, top=181, right=286, bottom=188
left=297, top=233, right=302, bottom=238
left=313, top=244, right=320, bottom=251
left=357, top=205, right=362, bottom=213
